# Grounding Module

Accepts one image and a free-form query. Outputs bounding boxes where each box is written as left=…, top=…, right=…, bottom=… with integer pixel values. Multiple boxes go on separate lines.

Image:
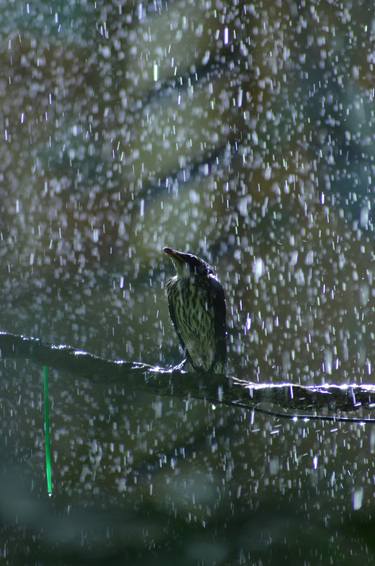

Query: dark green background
left=0, top=1, right=374, bottom=564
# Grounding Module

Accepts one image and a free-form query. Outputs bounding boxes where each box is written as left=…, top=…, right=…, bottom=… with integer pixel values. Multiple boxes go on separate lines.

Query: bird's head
left=163, top=247, right=213, bottom=278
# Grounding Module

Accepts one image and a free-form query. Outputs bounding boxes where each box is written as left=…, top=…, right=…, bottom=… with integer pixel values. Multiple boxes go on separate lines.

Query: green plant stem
left=43, top=366, right=53, bottom=496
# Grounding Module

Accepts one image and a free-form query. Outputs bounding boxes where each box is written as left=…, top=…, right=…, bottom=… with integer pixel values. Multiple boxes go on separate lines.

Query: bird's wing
left=209, top=275, right=227, bottom=366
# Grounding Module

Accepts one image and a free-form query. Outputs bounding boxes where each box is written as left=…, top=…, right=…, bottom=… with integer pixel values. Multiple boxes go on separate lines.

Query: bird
left=163, top=247, right=227, bottom=374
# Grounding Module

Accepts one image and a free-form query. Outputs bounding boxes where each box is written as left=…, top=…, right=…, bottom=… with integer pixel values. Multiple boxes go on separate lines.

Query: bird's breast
left=167, top=276, right=217, bottom=371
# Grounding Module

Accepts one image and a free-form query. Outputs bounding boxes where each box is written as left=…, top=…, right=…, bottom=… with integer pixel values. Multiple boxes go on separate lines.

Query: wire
left=230, top=400, right=375, bottom=424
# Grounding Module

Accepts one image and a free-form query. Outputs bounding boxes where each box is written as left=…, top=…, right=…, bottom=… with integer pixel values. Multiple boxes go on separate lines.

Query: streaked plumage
left=163, top=247, right=227, bottom=374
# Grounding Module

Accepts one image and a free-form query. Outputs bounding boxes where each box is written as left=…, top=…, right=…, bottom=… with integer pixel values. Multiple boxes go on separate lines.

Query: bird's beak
left=163, top=247, right=188, bottom=273
left=163, top=247, right=184, bottom=262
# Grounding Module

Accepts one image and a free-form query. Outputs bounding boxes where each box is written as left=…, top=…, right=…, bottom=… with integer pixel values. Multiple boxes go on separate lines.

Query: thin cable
left=231, top=401, right=375, bottom=424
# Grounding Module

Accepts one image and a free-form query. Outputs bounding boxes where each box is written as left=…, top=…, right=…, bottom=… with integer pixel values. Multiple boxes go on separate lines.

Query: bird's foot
left=172, top=358, right=188, bottom=372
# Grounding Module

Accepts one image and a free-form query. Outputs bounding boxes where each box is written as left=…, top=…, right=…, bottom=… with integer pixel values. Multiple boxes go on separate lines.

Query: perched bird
left=163, top=247, right=227, bottom=374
